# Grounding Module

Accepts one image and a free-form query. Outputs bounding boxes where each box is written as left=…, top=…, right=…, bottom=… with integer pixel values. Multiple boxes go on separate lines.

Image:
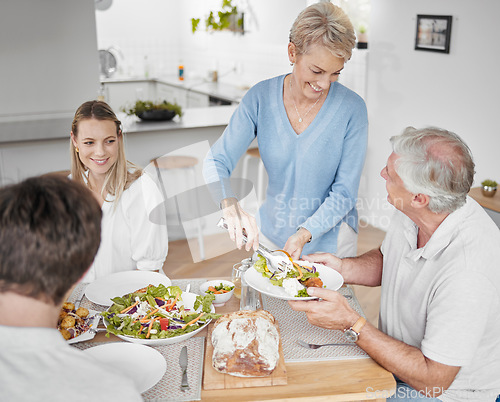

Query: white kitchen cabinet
left=186, top=90, right=209, bottom=108
left=156, top=84, right=209, bottom=108
left=103, top=81, right=156, bottom=112
left=156, top=83, right=187, bottom=108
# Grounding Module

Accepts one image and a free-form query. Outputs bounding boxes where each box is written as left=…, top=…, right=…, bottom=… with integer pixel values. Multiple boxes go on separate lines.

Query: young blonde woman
left=70, top=100, right=168, bottom=282
left=204, top=3, right=367, bottom=259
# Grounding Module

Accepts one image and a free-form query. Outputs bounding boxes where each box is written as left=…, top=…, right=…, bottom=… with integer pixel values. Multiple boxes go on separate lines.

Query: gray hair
left=289, top=2, right=356, bottom=62
left=390, top=127, right=475, bottom=214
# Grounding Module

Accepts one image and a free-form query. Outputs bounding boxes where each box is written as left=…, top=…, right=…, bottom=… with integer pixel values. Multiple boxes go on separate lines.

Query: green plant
left=191, top=18, right=200, bottom=34
left=122, top=100, right=183, bottom=118
left=358, top=24, right=367, bottom=34
left=481, top=179, right=498, bottom=188
left=191, top=0, right=243, bottom=33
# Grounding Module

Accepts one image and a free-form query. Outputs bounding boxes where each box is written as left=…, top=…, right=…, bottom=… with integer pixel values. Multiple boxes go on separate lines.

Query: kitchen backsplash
left=95, top=0, right=367, bottom=99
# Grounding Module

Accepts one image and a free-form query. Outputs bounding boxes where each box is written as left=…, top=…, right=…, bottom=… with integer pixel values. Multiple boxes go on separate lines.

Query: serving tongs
left=216, top=217, right=290, bottom=273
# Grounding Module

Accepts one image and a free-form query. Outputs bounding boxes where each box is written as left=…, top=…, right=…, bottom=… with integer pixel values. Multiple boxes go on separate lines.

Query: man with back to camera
left=0, top=175, right=142, bottom=401
left=290, top=127, right=500, bottom=401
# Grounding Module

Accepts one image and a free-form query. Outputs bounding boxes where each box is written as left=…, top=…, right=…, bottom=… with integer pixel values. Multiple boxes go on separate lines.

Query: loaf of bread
left=211, top=310, right=280, bottom=377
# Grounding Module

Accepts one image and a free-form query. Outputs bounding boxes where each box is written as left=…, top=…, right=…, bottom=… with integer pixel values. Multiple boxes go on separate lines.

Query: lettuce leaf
left=194, top=294, right=215, bottom=313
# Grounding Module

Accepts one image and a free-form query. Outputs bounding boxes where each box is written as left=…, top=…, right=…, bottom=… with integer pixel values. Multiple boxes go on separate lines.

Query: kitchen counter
left=0, top=105, right=237, bottom=144
left=121, top=105, right=237, bottom=134
left=102, top=75, right=249, bottom=105
left=0, top=105, right=239, bottom=186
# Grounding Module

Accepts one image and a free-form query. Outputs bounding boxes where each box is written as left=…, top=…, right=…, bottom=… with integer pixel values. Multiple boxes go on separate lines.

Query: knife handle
left=216, top=217, right=272, bottom=256
left=180, top=368, right=190, bottom=391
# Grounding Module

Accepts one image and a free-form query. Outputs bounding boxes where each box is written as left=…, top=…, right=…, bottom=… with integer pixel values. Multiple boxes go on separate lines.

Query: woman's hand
left=283, top=227, right=311, bottom=260
left=220, top=197, right=259, bottom=252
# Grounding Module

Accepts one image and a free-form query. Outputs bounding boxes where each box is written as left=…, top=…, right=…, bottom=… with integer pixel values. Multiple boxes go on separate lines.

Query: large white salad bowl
left=102, top=291, right=215, bottom=346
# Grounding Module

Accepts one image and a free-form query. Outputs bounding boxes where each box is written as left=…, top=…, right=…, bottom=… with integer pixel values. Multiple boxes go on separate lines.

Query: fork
left=297, top=339, right=356, bottom=349
left=216, top=218, right=289, bottom=273
left=88, top=327, right=106, bottom=335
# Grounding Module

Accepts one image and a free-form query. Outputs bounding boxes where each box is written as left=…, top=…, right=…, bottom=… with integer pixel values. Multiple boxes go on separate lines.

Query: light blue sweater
left=203, top=74, right=368, bottom=254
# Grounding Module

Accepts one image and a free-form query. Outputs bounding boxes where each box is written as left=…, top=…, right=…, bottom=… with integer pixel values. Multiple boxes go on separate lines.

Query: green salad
left=101, top=284, right=220, bottom=339
left=253, top=255, right=323, bottom=297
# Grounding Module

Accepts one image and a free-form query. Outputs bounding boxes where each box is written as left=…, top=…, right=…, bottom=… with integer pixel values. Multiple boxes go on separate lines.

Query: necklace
left=289, top=77, right=323, bottom=123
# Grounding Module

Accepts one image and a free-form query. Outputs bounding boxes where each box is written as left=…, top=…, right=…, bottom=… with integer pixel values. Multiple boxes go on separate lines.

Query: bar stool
left=151, top=155, right=205, bottom=261
left=240, top=147, right=265, bottom=207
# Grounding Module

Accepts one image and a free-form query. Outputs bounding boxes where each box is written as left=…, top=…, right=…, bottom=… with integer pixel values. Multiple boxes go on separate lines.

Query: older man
left=290, top=127, right=500, bottom=401
left=0, top=175, right=142, bottom=401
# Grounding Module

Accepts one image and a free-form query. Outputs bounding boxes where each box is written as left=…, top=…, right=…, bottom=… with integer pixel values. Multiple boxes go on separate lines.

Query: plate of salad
left=101, top=284, right=220, bottom=346
left=244, top=255, right=344, bottom=300
left=85, top=270, right=172, bottom=306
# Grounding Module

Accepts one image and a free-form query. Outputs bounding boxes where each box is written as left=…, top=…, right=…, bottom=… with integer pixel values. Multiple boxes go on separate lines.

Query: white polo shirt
left=380, top=197, right=500, bottom=401
left=0, top=326, right=142, bottom=401
left=81, top=170, right=168, bottom=282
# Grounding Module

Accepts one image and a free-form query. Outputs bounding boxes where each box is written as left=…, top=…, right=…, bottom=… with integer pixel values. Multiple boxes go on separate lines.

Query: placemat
left=262, top=286, right=369, bottom=362
left=72, top=337, right=205, bottom=401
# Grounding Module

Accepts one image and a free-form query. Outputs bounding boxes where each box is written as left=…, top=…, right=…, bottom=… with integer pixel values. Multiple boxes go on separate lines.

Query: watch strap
left=351, top=316, right=367, bottom=334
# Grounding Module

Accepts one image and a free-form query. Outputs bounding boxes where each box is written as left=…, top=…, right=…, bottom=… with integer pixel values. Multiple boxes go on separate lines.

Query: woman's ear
left=70, top=132, right=78, bottom=148
left=288, top=42, right=296, bottom=64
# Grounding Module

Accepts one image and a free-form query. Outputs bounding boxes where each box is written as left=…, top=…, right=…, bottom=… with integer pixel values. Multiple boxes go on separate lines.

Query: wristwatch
left=344, top=317, right=366, bottom=342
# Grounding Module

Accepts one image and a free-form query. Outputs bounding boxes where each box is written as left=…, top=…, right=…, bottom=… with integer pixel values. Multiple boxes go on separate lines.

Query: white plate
left=85, top=271, right=172, bottom=306
left=83, top=343, right=166, bottom=393
left=103, top=291, right=215, bottom=346
left=67, top=309, right=101, bottom=344
left=244, top=261, right=344, bottom=301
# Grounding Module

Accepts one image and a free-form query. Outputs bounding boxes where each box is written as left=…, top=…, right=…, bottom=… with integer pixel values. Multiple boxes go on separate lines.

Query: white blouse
left=81, top=171, right=168, bottom=282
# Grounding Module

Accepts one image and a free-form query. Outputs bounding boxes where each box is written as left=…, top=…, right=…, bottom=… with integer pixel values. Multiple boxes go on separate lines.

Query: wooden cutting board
left=203, top=323, right=287, bottom=389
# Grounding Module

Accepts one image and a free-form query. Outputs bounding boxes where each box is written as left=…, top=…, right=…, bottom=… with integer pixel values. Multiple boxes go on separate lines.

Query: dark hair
left=0, top=175, right=102, bottom=305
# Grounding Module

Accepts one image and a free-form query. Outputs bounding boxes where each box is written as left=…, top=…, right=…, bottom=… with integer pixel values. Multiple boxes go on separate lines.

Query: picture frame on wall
left=415, top=15, right=452, bottom=54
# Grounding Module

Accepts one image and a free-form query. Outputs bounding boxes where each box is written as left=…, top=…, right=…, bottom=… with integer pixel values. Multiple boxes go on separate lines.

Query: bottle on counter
left=97, top=83, right=106, bottom=102
left=178, top=62, right=184, bottom=81
left=144, top=55, right=150, bottom=79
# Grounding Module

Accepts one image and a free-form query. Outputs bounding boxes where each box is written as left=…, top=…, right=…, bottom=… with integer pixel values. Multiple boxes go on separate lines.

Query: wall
left=95, top=0, right=307, bottom=87
left=0, top=0, right=100, bottom=121
left=360, top=0, right=500, bottom=229
left=95, top=0, right=367, bottom=94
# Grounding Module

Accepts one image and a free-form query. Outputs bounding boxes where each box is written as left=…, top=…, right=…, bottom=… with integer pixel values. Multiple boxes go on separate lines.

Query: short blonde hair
left=70, top=100, right=141, bottom=204
left=289, top=2, right=356, bottom=62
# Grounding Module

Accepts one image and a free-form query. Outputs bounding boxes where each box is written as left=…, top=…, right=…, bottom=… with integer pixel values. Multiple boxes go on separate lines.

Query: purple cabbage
left=126, top=306, right=138, bottom=315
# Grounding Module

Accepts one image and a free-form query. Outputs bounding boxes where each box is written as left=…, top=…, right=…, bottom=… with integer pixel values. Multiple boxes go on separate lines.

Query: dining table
left=72, top=276, right=396, bottom=402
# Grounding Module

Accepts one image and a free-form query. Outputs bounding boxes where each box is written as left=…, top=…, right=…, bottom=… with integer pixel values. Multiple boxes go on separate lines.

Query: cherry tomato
left=159, top=318, right=169, bottom=331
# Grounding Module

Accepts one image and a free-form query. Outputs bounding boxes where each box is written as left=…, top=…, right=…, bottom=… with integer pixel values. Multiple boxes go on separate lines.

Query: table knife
left=74, top=290, right=85, bottom=309
left=179, top=346, right=190, bottom=392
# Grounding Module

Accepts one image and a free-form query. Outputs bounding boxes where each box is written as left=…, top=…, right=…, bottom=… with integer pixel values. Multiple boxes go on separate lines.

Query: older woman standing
left=204, top=3, right=368, bottom=259
left=70, top=100, right=168, bottom=281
